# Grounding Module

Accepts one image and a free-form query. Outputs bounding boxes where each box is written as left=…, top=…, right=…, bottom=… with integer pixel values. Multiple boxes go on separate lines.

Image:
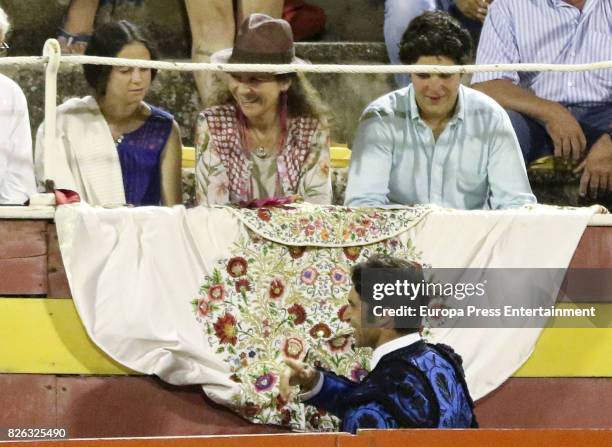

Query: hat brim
left=210, top=48, right=308, bottom=74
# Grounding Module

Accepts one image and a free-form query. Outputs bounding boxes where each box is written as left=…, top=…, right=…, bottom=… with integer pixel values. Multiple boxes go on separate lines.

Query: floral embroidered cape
left=189, top=204, right=431, bottom=430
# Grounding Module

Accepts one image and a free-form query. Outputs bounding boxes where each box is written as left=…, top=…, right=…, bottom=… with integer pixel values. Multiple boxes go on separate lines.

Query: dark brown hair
left=83, top=20, right=159, bottom=96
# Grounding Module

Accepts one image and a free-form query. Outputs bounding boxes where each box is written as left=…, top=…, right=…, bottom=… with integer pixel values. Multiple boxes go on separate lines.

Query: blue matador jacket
left=306, top=341, right=478, bottom=432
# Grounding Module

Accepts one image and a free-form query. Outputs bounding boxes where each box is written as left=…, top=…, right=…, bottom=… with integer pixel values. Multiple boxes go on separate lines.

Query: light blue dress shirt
left=344, top=85, right=536, bottom=210
left=472, top=0, right=612, bottom=106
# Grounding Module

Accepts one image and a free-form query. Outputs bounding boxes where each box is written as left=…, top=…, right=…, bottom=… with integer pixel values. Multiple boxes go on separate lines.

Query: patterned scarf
left=203, top=104, right=319, bottom=202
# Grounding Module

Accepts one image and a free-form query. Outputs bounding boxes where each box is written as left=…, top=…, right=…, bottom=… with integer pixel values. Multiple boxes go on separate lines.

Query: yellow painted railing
left=181, top=145, right=352, bottom=169
left=1, top=298, right=610, bottom=376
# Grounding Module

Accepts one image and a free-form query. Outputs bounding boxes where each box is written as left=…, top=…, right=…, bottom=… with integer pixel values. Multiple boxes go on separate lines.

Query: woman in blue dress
left=37, top=20, right=182, bottom=206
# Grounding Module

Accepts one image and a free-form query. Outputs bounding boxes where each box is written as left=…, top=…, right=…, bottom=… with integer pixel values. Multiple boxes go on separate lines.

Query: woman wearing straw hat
left=194, top=14, right=332, bottom=206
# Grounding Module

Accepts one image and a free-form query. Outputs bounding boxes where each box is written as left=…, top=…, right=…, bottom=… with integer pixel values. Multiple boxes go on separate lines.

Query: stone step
left=3, top=0, right=385, bottom=57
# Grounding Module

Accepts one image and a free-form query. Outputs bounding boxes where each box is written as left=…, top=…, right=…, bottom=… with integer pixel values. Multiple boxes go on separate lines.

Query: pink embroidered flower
left=283, top=337, right=305, bottom=359
left=304, top=224, right=316, bottom=236
left=214, top=313, right=237, bottom=345
left=309, top=323, right=332, bottom=339
left=343, top=246, right=362, bottom=261
left=299, top=217, right=310, bottom=226
left=208, top=284, right=225, bottom=301
left=196, top=296, right=212, bottom=317
left=330, top=267, right=348, bottom=285
left=235, top=278, right=251, bottom=294
left=227, top=257, right=248, bottom=277
left=254, top=372, right=277, bottom=392
left=269, top=278, right=285, bottom=299
left=327, top=335, right=350, bottom=352
left=287, top=304, right=307, bottom=325
left=350, top=365, right=369, bottom=382
left=300, top=267, right=318, bottom=285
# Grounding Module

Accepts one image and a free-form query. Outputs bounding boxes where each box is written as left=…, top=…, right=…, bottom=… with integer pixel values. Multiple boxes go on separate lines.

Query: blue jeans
left=506, top=104, right=612, bottom=164
left=384, top=0, right=483, bottom=87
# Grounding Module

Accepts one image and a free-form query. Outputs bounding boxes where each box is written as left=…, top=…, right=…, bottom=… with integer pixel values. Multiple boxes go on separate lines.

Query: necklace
left=253, top=146, right=268, bottom=159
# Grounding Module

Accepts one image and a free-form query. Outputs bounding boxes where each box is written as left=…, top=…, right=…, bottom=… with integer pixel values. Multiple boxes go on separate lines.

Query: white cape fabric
left=55, top=203, right=597, bottom=425
left=35, top=96, right=126, bottom=205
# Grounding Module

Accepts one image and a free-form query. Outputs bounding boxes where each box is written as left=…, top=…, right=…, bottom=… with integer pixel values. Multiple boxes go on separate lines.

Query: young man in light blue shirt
left=345, top=11, right=536, bottom=210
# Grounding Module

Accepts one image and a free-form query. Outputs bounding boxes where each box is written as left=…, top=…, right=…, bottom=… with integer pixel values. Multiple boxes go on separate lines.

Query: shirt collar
left=407, top=84, right=465, bottom=125
left=370, top=332, right=421, bottom=369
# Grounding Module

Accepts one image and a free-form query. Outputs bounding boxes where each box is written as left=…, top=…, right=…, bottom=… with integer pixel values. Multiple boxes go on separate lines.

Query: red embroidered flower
left=300, top=267, right=318, bottom=285
left=281, top=408, right=292, bottom=426
left=309, top=323, right=332, bottom=339
left=208, top=284, right=225, bottom=301
left=275, top=394, right=288, bottom=410
left=254, top=372, right=277, bottom=392
left=304, top=224, right=316, bottom=236
left=288, top=246, right=305, bottom=259
left=343, top=246, right=362, bottom=261
left=299, top=217, right=310, bottom=226
left=257, top=208, right=272, bottom=222
left=243, top=402, right=261, bottom=417
left=327, top=335, right=350, bottom=352
left=269, top=278, right=285, bottom=299
left=235, top=278, right=251, bottom=294
left=197, top=296, right=212, bottom=317
left=213, top=313, right=237, bottom=345
left=287, top=304, right=307, bottom=325
left=227, top=257, right=248, bottom=277
left=337, top=304, right=349, bottom=322
left=283, top=337, right=305, bottom=359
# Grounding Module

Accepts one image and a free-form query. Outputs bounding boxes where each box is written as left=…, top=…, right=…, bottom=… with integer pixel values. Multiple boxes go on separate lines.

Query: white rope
left=56, top=55, right=612, bottom=74
left=0, top=56, right=48, bottom=66
left=0, top=52, right=610, bottom=74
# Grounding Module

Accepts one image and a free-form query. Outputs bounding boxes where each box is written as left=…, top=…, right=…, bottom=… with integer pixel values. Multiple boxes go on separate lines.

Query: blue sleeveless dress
left=116, top=105, right=173, bottom=206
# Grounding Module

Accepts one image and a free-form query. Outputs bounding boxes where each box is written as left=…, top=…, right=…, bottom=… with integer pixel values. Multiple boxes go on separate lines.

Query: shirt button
left=568, top=81, right=574, bottom=87
left=571, top=52, right=576, bottom=57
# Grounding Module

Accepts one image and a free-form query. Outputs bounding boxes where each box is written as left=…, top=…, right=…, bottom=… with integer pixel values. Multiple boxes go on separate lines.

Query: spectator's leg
left=570, top=104, right=612, bottom=149
left=237, top=0, right=283, bottom=25
left=506, top=109, right=554, bottom=164
left=185, top=0, right=235, bottom=107
left=59, top=0, right=100, bottom=54
left=384, top=0, right=437, bottom=88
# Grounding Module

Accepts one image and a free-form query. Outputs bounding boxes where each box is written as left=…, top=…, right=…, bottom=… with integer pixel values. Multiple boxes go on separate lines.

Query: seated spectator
left=0, top=6, right=36, bottom=204
left=36, top=20, right=182, bottom=206
left=471, top=0, right=612, bottom=199
left=281, top=255, right=478, bottom=432
left=194, top=14, right=332, bottom=206
left=344, top=11, right=535, bottom=210
left=385, top=0, right=490, bottom=87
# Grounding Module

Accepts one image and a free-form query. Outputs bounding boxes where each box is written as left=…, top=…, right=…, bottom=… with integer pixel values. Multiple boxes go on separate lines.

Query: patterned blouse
left=195, top=104, right=332, bottom=206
